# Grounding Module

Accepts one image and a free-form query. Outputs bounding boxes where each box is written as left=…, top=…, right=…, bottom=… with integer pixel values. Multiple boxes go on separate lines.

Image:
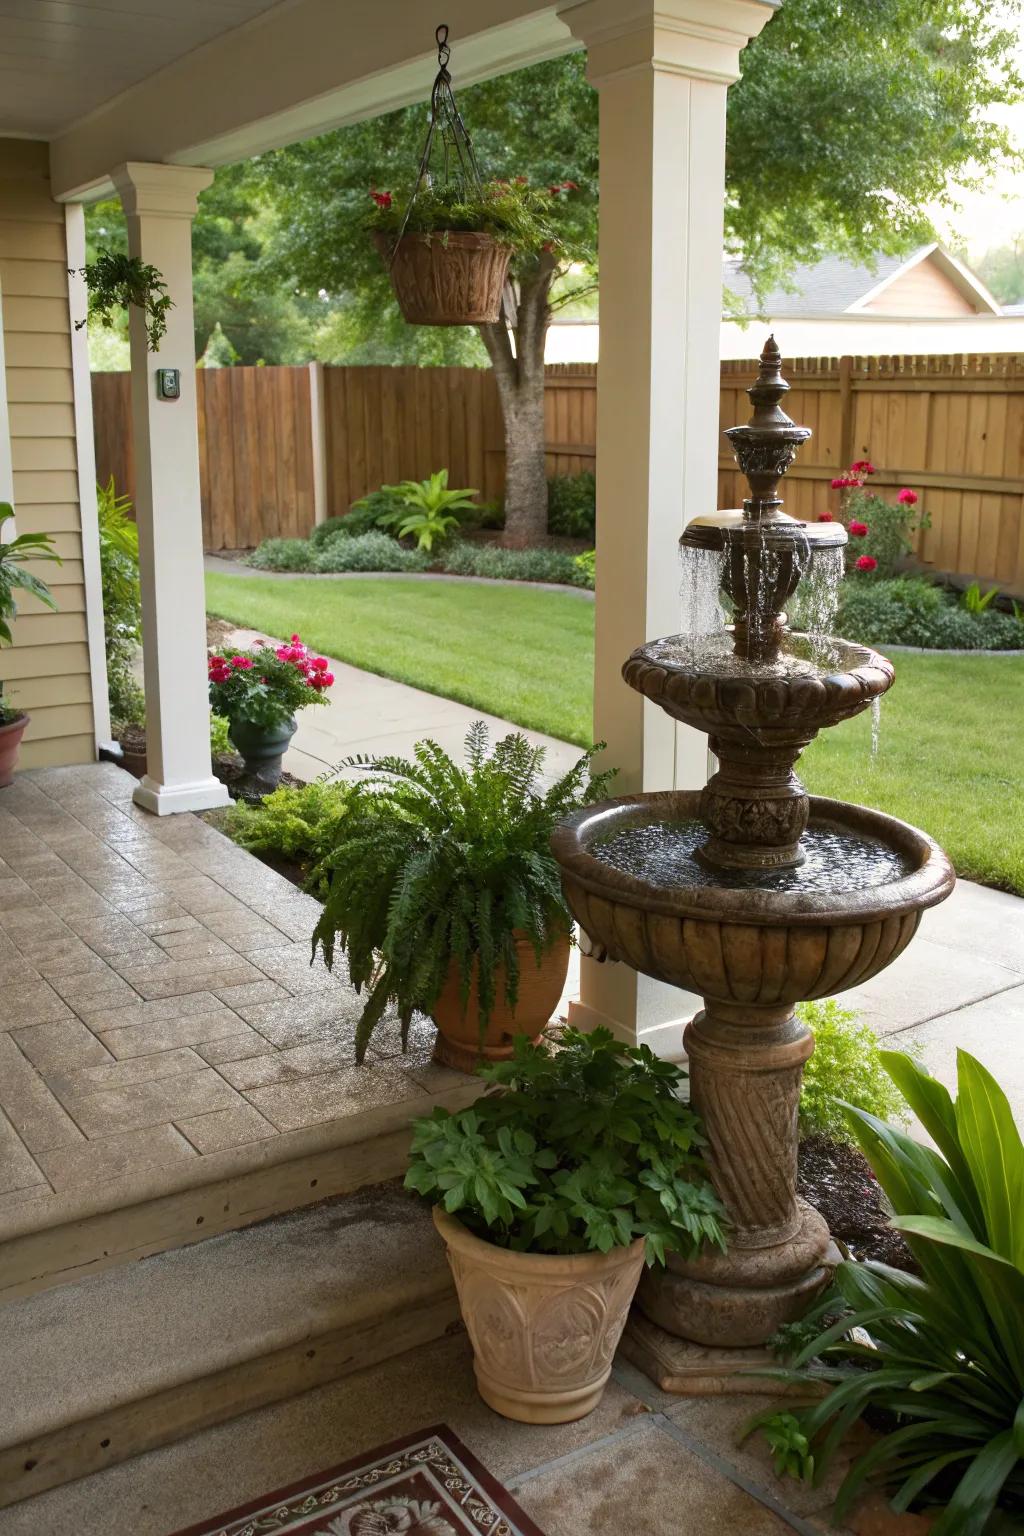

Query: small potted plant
left=208, top=634, right=334, bottom=790
left=367, top=180, right=554, bottom=326
left=312, top=723, right=614, bottom=1067
left=0, top=503, right=61, bottom=785
left=406, top=1028, right=725, bottom=1423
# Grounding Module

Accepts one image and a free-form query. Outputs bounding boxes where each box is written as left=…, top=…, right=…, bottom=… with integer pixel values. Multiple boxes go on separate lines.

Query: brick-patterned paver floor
left=0, top=763, right=464, bottom=1226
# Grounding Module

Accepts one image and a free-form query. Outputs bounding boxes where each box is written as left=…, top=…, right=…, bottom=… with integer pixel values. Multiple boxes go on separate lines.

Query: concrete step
left=0, top=1182, right=459, bottom=1510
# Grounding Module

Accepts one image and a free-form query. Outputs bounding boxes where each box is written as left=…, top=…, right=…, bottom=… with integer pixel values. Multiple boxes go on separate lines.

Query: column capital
left=558, top=0, right=778, bottom=86
left=111, top=162, right=213, bottom=220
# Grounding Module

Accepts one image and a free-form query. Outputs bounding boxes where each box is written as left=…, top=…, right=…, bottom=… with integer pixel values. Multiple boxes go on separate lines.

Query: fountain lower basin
left=552, top=791, right=954, bottom=1006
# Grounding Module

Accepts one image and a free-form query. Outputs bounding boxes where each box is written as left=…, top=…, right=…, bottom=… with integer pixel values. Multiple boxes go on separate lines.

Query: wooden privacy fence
left=92, top=354, right=1024, bottom=592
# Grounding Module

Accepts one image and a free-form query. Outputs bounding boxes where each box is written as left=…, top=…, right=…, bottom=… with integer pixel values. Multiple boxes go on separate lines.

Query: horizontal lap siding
left=0, top=140, right=95, bottom=769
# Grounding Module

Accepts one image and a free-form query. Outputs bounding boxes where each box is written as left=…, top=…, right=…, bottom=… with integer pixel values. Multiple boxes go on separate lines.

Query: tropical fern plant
left=0, top=503, right=61, bottom=723
left=756, top=1049, right=1024, bottom=1535
left=312, top=723, right=615, bottom=1061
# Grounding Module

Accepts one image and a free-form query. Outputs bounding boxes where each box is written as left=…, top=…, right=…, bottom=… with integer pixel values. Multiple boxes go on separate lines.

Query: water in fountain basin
left=678, top=544, right=725, bottom=636
left=592, top=817, right=912, bottom=894
left=642, top=629, right=872, bottom=682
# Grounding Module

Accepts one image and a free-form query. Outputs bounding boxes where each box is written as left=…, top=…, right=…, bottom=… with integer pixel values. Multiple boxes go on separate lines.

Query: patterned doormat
left=169, top=1427, right=547, bottom=1536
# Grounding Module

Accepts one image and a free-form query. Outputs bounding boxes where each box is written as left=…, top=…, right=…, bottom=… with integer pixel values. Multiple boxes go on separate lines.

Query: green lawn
left=205, top=572, right=1024, bottom=895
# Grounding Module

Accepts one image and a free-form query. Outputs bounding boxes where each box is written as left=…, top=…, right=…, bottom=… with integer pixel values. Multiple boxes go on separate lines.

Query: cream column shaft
left=113, top=163, right=228, bottom=815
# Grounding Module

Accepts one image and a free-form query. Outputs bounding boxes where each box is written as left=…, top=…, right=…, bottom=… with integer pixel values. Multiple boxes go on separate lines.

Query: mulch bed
left=798, top=1133, right=916, bottom=1272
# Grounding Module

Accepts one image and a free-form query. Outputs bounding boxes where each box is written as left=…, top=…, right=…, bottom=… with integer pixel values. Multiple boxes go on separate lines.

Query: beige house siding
left=0, top=139, right=97, bottom=768
left=861, top=258, right=978, bottom=317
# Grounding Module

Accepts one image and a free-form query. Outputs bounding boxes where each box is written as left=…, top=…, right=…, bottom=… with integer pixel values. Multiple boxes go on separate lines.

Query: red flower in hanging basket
left=849, top=520, right=869, bottom=537
left=856, top=555, right=878, bottom=572
left=897, top=488, right=918, bottom=505
left=817, top=512, right=834, bottom=522
left=370, top=189, right=393, bottom=209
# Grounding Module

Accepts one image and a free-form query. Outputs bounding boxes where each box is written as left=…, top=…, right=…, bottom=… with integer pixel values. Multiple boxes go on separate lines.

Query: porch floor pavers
left=0, top=762, right=473, bottom=1244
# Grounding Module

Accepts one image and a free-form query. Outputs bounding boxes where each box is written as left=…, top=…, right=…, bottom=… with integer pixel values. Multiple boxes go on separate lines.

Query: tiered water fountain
left=551, top=339, right=955, bottom=1382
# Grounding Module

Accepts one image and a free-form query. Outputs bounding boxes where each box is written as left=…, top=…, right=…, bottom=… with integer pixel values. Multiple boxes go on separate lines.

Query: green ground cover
left=205, top=571, right=1024, bottom=895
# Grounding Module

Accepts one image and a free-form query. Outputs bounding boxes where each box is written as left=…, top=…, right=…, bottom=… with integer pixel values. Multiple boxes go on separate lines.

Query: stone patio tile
left=27, top=946, right=123, bottom=981
left=0, top=889, right=45, bottom=921
left=176, top=1101, right=278, bottom=1154
left=0, top=979, right=74, bottom=1027
left=216, top=1029, right=360, bottom=1091
left=252, top=943, right=348, bottom=997
left=11, top=1018, right=113, bottom=1074
left=512, top=1416, right=791, bottom=1536
left=841, top=935, right=1022, bottom=1035
left=204, top=915, right=296, bottom=954
left=48, top=970, right=140, bottom=1010
left=148, top=934, right=241, bottom=963
left=918, top=879, right=1024, bottom=976
left=0, top=1182, right=54, bottom=1214
left=0, top=876, right=40, bottom=911
left=896, top=982, right=1024, bottom=1126
left=97, top=1009, right=248, bottom=1059
left=118, top=957, right=260, bottom=1001
left=34, top=1122, right=197, bottom=1192
left=194, top=1027, right=276, bottom=1066
left=234, top=991, right=362, bottom=1049
left=79, top=990, right=235, bottom=1031
left=0, top=1110, right=47, bottom=1196
left=134, top=914, right=204, bottom=937
left=46, top=1047, right=208, bottom=1099
left=243, top=1059, right=426, bottom=1132
left=213, top=978, right=290, bottom=1008
left=62, top=1068, right=241, bottom=1138
left=0, top=1033, right=84, bottom=1153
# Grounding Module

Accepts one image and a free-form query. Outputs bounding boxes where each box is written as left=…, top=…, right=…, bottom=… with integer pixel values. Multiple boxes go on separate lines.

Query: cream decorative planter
left=433, top=1207, right=646, bottom=1424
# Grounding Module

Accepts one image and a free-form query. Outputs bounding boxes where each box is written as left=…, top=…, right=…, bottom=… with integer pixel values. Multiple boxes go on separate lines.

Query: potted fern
left=0, top=503, right=61, bottom=784
left=312, top=723, right=614, bottom=1068
left=407, top=1028, right=725, bottom=1422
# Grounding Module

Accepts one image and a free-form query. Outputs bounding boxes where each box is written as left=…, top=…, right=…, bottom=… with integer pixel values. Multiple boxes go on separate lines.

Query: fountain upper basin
left=552, top=791, right=954, bottom=1007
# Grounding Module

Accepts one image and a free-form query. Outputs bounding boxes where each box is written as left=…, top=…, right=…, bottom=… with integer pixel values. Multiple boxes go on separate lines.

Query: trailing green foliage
left=756, top=1050, right=1024, bottom=1533
left=97, top=477, right=145, bottom=727
left=366, top=179, right=559, bottom=254
left=546, top=471, right=596, bottom=539
left=838, top=577, right=1024, bottom=651
left=797, top=999, right=909, bottom=1142
left=74, top=249, right=172, bottom=352
left=0, top=503, right=60, bottom=722
left=225, top=779, right=351, bottom=894
left=405, top=1027, right=725, bottom=1263
left=312, top=723, right=615, bottom=1061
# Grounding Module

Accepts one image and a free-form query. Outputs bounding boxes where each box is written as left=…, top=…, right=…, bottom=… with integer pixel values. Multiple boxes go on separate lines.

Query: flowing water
left=591, top=817, right=911, bottom=894
left=640, top=629, right=872, bottom=683
left=871, top=696, right=882, bottom=760
left=678, top=545, right=726, bottom=636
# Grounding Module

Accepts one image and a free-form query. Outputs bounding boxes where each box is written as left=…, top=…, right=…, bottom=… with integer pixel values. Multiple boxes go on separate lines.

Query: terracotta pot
left=227, top=714, right=296, bottom=790
left=377, top=231, right=512, bottom=325
left=434, top=1208, right=646, bottom=1423
left=431, top=930, right=570, bottom=1073
left=0, top=713, right=28, bottom=787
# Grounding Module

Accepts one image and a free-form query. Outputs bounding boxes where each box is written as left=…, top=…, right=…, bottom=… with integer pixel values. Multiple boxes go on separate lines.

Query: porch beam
left=112, top=162, right=229, bottom=816
left=560, top=0, right=777, bottom=1054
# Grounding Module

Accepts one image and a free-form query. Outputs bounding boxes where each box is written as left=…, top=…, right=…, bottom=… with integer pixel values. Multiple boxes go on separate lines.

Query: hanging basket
left=376, top=230, right=512, bottom=325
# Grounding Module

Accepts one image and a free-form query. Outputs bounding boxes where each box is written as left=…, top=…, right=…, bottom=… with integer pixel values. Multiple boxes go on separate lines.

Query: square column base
left=567, top=997, right=691, bottom=1063
left=133, top=775, right=231, bottom=816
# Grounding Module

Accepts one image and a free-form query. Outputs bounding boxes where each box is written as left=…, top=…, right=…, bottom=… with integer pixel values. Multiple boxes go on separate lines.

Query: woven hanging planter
left=372, top=26, right=515, bottom=329
left=376, top=230, right=511, bottom=325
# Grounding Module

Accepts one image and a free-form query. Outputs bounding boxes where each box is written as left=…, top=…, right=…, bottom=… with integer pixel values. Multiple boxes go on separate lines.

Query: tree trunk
left=479, top=254, right=556, bottom=549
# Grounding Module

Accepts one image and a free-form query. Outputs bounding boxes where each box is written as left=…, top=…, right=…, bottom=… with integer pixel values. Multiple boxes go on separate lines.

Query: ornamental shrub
left=547, top=471, right=596, bottom=538
left=827, top=458, right=928, bottom=579
left=208, top=635, right=334, bottom=727
left=439, top=541, right=592, bottom=588
left=247, top=538, right=316, bottom=572
left=225, top=779, right=351, bottom=894
left=796, top=999, right=908, bottom=1142
left=838, top=576, right=1024, bottom=651
left=311, top=531, right=431, bottom=573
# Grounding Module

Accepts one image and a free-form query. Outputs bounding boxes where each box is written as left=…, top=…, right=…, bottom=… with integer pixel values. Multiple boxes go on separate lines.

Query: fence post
left=309, top=361, right=328, bottom=525
left=838, top=354, right=854, bottom=470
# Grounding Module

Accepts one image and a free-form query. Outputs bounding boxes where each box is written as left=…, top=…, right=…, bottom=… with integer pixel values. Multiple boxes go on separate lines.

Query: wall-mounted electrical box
left=156, top=368, right=180, bottom=401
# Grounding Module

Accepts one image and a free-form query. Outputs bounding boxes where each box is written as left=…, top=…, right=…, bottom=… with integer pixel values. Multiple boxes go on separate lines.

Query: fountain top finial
left=724, top=335, right=812, bottom=523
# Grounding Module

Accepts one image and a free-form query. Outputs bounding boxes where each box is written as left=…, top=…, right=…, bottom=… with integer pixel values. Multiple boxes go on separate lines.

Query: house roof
left=724, top=243, right=1001, bottom=318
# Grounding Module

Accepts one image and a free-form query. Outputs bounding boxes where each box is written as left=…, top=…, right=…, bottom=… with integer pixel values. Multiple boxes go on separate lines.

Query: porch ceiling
left=0, top=0, right=284, bottom=140
left=39, top=0, right=578, bottom=202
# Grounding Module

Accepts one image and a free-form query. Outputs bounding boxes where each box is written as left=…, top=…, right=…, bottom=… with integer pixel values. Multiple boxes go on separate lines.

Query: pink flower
left=849, top=520, right=869, bottom=537
left=897, top=488, right=918, bottom=506
left=310, top=671, right=335, bottom=690
left=370, top=190, right=392, bottom=209
left=817, top=512, right=834, bottom=523
left=831, top=476, right=864, bottom=490
left=208, top=665, right=230, bottom=684
left=230, top=655, right=253, bottom=669
left=310, top=656, right=329, bottom=672
left=208, top=655, right=225, bottom=668
left=850, top=460, right=876, bottom=475
left=856, top=555, right=878, bottom=572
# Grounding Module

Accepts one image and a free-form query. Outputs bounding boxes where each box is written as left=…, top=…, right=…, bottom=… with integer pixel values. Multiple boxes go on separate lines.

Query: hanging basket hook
left=436, top=24, right=450, bottom=72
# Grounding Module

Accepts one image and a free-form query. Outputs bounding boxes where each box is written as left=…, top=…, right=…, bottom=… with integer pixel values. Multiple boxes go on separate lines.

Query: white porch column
left=561, top=0, right=776, bottom=1054
left=112, top=163, right=228, bottom=815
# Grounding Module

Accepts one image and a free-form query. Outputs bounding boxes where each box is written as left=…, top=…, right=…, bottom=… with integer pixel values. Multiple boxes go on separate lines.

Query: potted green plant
left=406, top=1027, right=725, bottom=1422
left=0, top=503, right=61, bottom=785
left=367, top=180, right=554, bottom=326
left=208, top=635, right=334, bottom=790
left=312, top=723, right=614, bottom=1067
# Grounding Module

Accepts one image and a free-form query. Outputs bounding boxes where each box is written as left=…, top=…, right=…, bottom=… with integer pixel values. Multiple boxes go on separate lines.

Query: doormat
left=169, top=1426, right=547, bottom=1536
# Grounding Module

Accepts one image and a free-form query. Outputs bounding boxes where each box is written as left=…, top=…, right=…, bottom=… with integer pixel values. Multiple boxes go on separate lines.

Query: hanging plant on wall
left=369, top=26, right=554, bottom=326
left=71, top=249, right=173, bottom=352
